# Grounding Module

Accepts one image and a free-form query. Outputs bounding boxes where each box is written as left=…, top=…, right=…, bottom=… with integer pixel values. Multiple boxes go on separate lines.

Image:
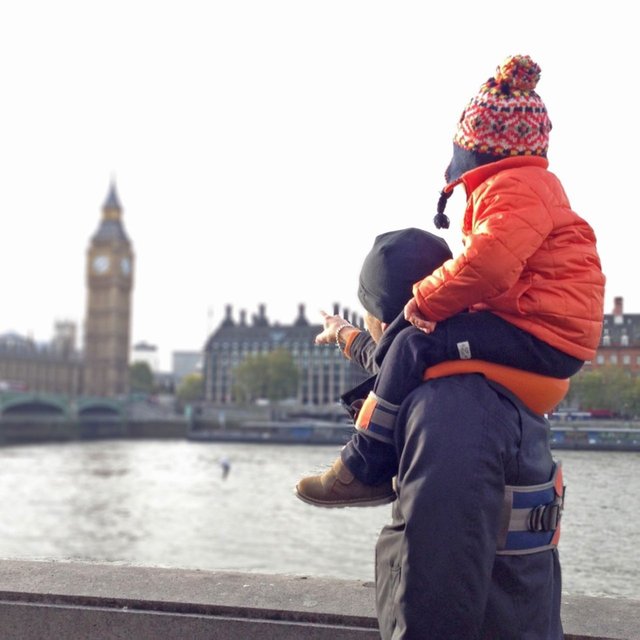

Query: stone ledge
left=0, top=559, right=637, bottom=640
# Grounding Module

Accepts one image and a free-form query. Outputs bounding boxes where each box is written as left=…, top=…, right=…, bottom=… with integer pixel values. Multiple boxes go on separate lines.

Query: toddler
left=296, top=55, right=605, bottom=507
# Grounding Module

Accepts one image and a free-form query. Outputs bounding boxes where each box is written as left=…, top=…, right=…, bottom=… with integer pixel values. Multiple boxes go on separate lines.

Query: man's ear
left=381, top=321, right=389, bottom=332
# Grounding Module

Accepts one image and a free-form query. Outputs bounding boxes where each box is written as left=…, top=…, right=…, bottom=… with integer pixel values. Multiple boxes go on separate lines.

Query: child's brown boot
left=295, top=457, right=396, bottom=508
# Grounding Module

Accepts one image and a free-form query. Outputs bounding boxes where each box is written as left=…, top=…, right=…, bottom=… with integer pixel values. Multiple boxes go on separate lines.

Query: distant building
left=0, top=327, right=82, bottom=395
left=173, top=351, right=202, bottom=386
left=131, top=341, right=160, bottom=373
left=203, top=303, right=369, bottom=406
left=52, top=321, right=77, bottom=356
left=587, top=296, right=640, bottom=374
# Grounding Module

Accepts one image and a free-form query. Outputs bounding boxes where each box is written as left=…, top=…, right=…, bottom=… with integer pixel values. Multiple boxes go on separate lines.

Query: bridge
left=0, top=391, right=129, bottom=443
left=0, top=391, right=124, bottom=419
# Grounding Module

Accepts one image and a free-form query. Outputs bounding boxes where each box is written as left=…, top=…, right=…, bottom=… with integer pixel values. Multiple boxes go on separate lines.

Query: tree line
left=129, top=348, right=299, bottom=407
left=565, top=366, right=640, bottom=419
left=131, top=357, right=640, bottom=419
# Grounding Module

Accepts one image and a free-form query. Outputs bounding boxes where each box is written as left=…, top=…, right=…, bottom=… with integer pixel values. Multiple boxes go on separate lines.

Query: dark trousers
left=342, top=311, right=583, bottom=485
left=374, top=375, right=564, bottom=639
left=374, top=310, right=583, bottom=405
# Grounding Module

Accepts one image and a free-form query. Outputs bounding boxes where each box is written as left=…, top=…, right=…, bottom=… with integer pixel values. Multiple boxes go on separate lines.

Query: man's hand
left=315, top=310, right=354, bottom=345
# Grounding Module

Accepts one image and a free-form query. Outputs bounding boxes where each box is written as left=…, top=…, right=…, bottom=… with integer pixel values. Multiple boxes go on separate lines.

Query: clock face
left=120, top=257, right=131, bottom=275
left=92, top=255, right=110, bottom=274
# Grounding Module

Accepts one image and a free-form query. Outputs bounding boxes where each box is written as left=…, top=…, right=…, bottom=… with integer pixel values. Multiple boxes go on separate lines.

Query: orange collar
left=445, top=155, right=549, bottom=196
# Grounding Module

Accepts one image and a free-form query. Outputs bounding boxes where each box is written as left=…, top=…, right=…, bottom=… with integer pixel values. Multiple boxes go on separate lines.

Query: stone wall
left=0, top=560, right=637, bottom=640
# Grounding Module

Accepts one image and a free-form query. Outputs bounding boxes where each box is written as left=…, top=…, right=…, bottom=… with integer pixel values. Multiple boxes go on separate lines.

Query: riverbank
left=1, top=412, right=640, bottom=451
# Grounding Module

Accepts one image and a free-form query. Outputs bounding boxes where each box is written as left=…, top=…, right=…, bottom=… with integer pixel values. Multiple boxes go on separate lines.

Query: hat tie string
left=433, top=190, right=452, bottom=229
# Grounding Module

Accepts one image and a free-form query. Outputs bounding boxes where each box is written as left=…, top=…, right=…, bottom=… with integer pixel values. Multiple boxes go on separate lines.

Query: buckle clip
left=528, top=500, right=563, bottom=532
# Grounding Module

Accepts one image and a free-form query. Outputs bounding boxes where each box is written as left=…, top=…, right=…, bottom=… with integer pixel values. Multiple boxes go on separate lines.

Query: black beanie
left=358, top=227, right=453, bottom=323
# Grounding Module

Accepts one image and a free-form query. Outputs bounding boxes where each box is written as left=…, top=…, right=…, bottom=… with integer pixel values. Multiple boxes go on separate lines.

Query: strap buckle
left=527, top=502, right=559, bottom=532
left=527, top=489, right=565, bottom=533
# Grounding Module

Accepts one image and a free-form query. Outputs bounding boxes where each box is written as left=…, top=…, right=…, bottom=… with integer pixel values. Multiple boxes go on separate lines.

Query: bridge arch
left=0, top=394, right=68, bottom=418
left=77, top=398, right=123, bottom=419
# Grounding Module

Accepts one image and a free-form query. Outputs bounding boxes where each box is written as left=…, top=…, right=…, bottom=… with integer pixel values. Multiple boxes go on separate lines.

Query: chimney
left=253, top=304, right=269, bottom=327
left=613, top=296, right=623, bottom=316
left=292, top=303, right=309, bottom=328
left=613, top=297, right=624, bottom=326
left=221, top=304, right=235, bottom=328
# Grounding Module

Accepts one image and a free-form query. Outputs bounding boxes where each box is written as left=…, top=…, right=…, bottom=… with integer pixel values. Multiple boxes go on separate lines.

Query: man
left=304, top=228, right=564, bottom=639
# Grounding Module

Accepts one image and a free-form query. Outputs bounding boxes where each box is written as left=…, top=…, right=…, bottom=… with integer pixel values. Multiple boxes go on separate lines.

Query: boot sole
left=294, top=486, right=397, bottom=508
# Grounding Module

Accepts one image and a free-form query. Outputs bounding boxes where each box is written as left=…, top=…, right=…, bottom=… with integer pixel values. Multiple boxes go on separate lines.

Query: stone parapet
left=0, top=560, right=637, bottom=639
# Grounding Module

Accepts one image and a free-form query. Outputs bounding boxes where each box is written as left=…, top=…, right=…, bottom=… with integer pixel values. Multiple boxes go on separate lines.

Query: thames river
left=0, top=440, right=638, bottom=599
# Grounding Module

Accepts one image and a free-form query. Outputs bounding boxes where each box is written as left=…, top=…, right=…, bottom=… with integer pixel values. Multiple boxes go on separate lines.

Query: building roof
left=599, top=297, right=640, bottom=347
left=0, top=332, right=35, bottom=352
left=601, top=313, right=640, bottom=346
left=205, top=304, right=332, bottom=351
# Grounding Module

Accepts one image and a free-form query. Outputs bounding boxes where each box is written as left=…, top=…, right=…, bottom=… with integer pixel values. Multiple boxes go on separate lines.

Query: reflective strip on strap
left=354, top=393, right=376, bottom=430
left=354, top=392, right=400, bottom=445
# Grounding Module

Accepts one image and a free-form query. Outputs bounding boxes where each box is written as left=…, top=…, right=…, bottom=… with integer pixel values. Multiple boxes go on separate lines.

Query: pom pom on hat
left=453, top=54, right=552, bottom=158
left=495, top=55, right=541, bottom=92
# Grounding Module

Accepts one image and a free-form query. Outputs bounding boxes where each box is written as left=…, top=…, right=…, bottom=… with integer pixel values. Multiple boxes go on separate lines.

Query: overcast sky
left=0, top=1, right=636, bottom=369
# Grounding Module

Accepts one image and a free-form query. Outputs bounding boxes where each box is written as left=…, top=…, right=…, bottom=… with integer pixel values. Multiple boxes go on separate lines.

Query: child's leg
left=341, top=431, right=397, bottom=485
left=432, top=311, right=584, bottom=377
left=354, top=325, right=440, bottom=443
left=358, top=310, right=583, bottom=442
left=295, top=335, right=402, bottom=507
left=376, top=311, right=582, bottom=398
left=295, top=430, right=397, bottom=508
left=373, top=324, right=445, bottom=405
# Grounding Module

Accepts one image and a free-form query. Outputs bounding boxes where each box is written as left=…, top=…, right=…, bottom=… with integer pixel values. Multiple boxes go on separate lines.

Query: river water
left=0, top=440, right=638, bottom=599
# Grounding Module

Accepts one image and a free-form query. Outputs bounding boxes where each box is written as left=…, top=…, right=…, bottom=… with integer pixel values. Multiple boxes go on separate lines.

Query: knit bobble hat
left=453, top=54, right=552, bottom=158
left=434, top=55, right=552, bottom=230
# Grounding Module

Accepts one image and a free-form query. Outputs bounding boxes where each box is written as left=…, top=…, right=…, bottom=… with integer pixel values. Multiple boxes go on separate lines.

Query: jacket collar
left=444, top=155, right=549, bottom=196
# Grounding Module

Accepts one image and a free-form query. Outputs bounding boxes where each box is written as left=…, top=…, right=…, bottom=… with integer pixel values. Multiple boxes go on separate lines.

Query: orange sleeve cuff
left=343, top=329, right=361, bottom=359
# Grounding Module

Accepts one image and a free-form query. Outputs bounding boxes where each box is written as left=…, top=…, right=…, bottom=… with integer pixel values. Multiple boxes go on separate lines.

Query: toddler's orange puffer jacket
left=413, top=156, right=605, bottom=360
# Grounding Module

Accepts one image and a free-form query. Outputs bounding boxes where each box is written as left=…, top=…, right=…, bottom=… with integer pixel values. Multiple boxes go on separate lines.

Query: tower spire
left=103, top=180, right=122, bottom=211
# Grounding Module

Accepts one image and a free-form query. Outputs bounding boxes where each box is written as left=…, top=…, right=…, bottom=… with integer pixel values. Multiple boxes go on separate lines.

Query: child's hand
left=404, top=298, right=437, bottom=334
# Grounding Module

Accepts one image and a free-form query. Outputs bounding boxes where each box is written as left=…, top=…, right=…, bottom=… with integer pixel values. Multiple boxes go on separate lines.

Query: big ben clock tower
left=83, top=182, right=134, bottom=397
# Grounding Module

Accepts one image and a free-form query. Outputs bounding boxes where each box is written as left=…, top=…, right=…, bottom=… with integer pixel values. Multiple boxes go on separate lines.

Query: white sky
left=0, top=1, right=636, bottom=370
